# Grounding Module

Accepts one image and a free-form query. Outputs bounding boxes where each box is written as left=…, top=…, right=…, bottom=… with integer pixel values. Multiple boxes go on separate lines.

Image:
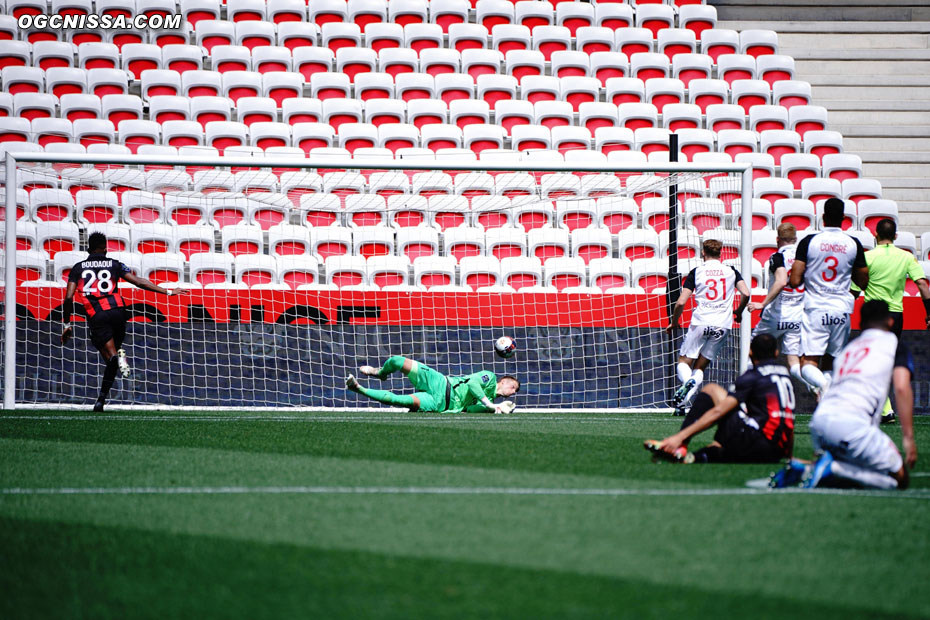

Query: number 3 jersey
left=682, top=259, right=744, bottom=327
left=68, top=253, right=129, bottom=316
left=794, top=227, right=866, bottom=314
left=814, top=329, right=914, bottom=426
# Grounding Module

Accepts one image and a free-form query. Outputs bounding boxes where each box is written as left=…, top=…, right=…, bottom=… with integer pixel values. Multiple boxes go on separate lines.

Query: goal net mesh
left=5, top=156, right=750, bottom=411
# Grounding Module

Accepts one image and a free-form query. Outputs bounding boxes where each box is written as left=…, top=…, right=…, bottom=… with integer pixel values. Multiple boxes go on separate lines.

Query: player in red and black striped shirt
left=61, top=232, right=187, bottom=411
left=644, top=333, right=795, bottom=464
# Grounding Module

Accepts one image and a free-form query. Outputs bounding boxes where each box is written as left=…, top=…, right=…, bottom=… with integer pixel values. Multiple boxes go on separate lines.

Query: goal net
left=3, top=152, right=752, bottom=411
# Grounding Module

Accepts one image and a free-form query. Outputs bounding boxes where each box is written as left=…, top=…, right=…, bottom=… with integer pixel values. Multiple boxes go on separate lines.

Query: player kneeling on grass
left=61, top=232, right=188, bottom=412
left=771, top=300, right=917, bottom=490
left=346, top=356, right=519, bottom=414
left=644, top=333, right=795, bottom=464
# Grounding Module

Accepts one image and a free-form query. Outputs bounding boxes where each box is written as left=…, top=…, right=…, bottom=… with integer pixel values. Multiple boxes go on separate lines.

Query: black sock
left=681, top=392, right=714, bottom=431
left=99, top=357, right=119, bottom=401
left=693, top=445, right=725, bottom=464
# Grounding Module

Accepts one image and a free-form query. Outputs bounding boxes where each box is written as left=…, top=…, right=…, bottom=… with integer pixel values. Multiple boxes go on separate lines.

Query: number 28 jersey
left=795, top=228, right=866, bottom=314
left=682, top=259, right=744, bottom=327
left=68, top=253, right=129, bottom=317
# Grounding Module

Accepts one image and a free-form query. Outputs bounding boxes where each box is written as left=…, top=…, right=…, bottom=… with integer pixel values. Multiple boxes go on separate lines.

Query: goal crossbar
left=3, top=151, right=753, bottom=411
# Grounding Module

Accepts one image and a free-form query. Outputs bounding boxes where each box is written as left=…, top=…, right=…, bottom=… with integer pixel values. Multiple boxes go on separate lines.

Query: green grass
left=1, top=410, right=929, bottom=619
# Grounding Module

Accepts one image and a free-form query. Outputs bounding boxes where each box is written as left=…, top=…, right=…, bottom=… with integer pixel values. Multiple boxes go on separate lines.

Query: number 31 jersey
left=68, top=254, right=129, bottom=317
left=683, top=259, right=744, bottom=327
left=794, top=228, right=866, bottom=314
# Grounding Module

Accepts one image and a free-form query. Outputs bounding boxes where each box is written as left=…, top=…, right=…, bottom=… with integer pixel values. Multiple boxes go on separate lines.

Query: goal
left=2, top=151, right=753, bottom=411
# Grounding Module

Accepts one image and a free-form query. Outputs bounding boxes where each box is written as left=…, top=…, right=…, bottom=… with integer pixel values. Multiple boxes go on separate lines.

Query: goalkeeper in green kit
left=346, top=356, right=520, bottom=414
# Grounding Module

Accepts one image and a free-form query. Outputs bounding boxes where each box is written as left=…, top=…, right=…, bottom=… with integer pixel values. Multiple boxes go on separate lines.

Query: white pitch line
left=0, top=415, right=674, bottom=423
left=1, top=485, right=928, bottom=500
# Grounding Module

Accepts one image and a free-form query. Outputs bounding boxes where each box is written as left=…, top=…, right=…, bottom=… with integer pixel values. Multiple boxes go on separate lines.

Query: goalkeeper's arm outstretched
left=346, top=356, right=519, bottom=413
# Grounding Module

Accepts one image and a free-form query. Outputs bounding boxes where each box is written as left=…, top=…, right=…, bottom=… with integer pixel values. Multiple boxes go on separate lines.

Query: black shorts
left=890, top=312, right=903, bottom=338
left=88, top=308, right=127, bottom=350
left=712, top=411, right=785, bottom=464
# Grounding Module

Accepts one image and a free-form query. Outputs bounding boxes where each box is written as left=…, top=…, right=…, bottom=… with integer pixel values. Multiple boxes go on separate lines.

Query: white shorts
left=801, top=308, right=850, bottom=357
left=753, top=307, right=802, bottom=356
left=810, top=415, right=903, bottom=475
left=680, top=325, right=729, bottom=361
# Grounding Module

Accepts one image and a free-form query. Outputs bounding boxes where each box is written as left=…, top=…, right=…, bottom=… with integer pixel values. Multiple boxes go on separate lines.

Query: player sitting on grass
left=771, top=300, right=917, bottom=490
left=644, top=334, right=795, bottom=464
left=667, top=239, right=751, bottom=413
left=346, top=356, right=519, bottom=414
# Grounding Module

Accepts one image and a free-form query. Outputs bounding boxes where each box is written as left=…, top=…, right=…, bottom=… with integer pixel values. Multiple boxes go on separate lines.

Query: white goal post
left=3, top=151, right=753, bottom=411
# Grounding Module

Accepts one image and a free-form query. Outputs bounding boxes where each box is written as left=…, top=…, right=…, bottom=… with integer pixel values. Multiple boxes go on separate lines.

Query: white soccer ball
left=494, top=336, right=517, bottom=359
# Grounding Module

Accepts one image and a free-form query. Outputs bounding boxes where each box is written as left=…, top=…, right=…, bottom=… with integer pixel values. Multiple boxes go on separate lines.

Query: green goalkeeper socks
left=358, top=387, right=417, bottom=408
left=378, top=356, right=407, bottom=379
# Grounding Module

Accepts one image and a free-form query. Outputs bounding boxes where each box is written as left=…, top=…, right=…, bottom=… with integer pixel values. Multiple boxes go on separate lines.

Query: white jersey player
left=789, top=198, right=869, bottom=394
left=803, top=300, right=917, bottom=490
left=667, top=239, right=750, bottom=411
left=749, top=223, right=804, bottom=384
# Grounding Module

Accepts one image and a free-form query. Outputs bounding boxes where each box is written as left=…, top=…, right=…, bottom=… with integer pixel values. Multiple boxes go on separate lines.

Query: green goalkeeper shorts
left=408, top=362, right=449, bottom=413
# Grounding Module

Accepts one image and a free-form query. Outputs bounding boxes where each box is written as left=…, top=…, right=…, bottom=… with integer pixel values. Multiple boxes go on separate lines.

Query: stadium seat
left=630, top=53, right=670, bottom=81
left=575, top=27, right=613, bottom=56
left=658, top=29, right=697, bottom=61
left=516, top=0, right=554, bottom=32
left=741, top=30, right=779, bottom=58
left=443, top=226, right=485, bottom=262
left=393, top=227, right=438, bottom=262
left=685, top=198, right=728, bottom=234
left=121, top=44, right=163, bottom=80
left=773, top=80, right=812, bottom=109
left=645, top=78, right=685, bottom=113
left=731, top=198, right=775, bottom=232
left=542, top=256, right=586, bottom=291
left=731, top=79, right=771, bottom=114
left=804, top=130, right=844, bottom=163
left=404, top=23, right=443, bottom=53
left=843, top=178, right=883, bottom=206
left=678, top=4, right=717, bottom=40
left=586, top=257, right=630, bottom=292
left=1, top=67, right=44, bottom=96
left=617, top=103, right=657, bottom=131
left=297, top=194, right=340, bottom=228
left=464, top=125, right=507, bottom=154
left=780, top=153, right=822, bottom=189
left=139, top=252, right=185, bottom=285
left=756, top=54, right=795, bottom=87
left=618, top=228, right=660, bottom=260
left=277, top=255, right=321, bottom=290
left=367, top=255, right=410, bottom=288
left=774, top=198, right=816, bottom=231
left=342, top=194, right=385, bottom=228
left=717, top=54, right=756, bottom=86
left=528, top=227, right=569, bottom=261
left=550, top=51, right=589, bottom=79
left=688, top=79, right=729, bottom=112
left=629, top=257, right=670, bottom=293
left=233, top=254, right=279, bottom=288
left=182, top=70, right=222, bottom=98
left=29, top=117, right=71, bottom=147
left=435, top=74, right=476, bottom=104
left=410, top=255, right=455, bottom=289
left=801, top=178, right=842, bottom=206
left=187, top=252, right=232, bottom=287
left=478, top=74, right=519, bottom=108
left=753, top=177, right=794, bottom=206
left=29, top=188, right=75, bottom=222
left=37, top=221, right=80, bottom=259
left=760, top=129, right=801, bottom=166
left=500, top=256, right=542, bottom=290
left=221, top=223, right=264, bottom=257
left=170, top=223, right=215, bottom=259
left=53, top=250, right=91, bottom=283
left=789, top=105, right=829, bottom=138
left=659, top=228, right=702, bottom=260
left=447, top=23, right=489, bottom=53
left=485, top=227, right=527, bottom=260
left=821, top=154, right=862, bottom=183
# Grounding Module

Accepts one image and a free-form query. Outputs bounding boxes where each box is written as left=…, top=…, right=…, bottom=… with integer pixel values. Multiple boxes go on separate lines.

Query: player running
left=788, top=198, right=869, bottom=396
left=851, top=217, right=930, bottom=423
left=747, top=223, right=804, bottom=385
left=61, top=232, right=188, bottom=412
left=773, top=300, right=917, bottom=490
left=346, top=356, right=520, bottom=414
left=667, top=239, right=751, bottom=412
left=644, top=333, right=795, bottom=464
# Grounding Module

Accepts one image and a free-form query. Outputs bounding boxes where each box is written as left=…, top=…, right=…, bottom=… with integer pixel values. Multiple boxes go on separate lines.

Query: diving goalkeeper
left=346, top=356, right=520, bottom=413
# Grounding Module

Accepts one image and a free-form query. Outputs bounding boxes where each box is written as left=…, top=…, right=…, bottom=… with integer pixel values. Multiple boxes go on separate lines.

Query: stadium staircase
left=711, top=0, right=930, bottom=234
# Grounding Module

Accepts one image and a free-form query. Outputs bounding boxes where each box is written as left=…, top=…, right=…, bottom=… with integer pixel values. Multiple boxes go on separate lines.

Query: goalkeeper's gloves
left=498, top=400, right=516, bottom=414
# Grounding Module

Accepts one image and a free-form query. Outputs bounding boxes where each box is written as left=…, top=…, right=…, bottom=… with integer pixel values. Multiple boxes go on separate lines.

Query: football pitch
left=1, top=410, right=929, bottom=619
